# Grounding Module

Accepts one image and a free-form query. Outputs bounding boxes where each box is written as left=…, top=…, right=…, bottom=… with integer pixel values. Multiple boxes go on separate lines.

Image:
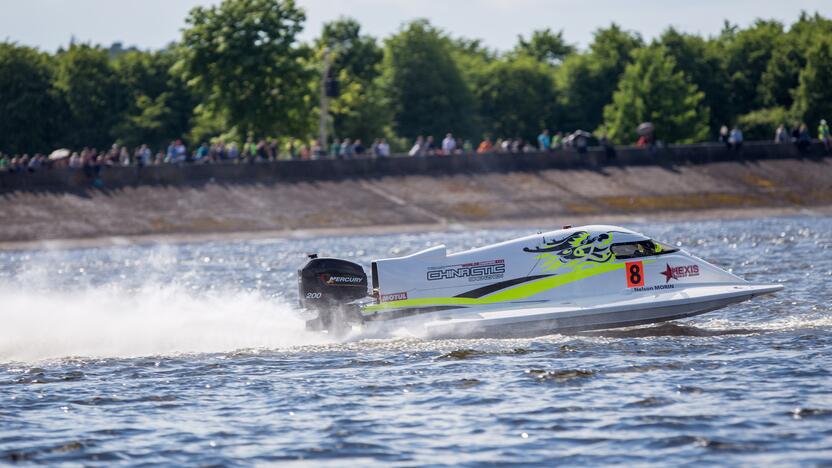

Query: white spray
left=0, top=284, right=331, bottom=362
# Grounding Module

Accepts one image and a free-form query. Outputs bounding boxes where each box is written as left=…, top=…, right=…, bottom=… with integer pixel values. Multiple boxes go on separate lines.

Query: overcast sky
left=1, top=0, right=828, bottom=52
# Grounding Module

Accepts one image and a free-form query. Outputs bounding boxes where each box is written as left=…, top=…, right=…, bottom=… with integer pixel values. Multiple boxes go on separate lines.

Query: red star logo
left=661, top=264, right=677, bottom=283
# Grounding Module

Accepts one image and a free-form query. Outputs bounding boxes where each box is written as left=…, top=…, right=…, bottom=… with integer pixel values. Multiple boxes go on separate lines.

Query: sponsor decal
left=321, top=274, right=364, bottom=285
left=633, top=284, right=675, bottom=292
left=380, top=291, right=408, bottom=302
left=427, top=259, right=505, bottom=282
left=660, top=264, right=700, bottom=283
left=625, top=261, right=645, bottom=288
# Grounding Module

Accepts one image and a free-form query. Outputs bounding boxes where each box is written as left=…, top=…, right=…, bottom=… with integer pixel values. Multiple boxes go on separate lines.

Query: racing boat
left=298, top=225, right=783, bottom=338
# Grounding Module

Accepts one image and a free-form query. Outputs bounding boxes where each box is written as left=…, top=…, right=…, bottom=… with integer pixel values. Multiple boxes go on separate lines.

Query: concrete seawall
left=1, top=142, right=830, bottom=245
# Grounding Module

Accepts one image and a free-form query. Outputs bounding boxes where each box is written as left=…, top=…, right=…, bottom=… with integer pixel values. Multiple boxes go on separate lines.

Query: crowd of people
left=773, top=120, right=830, bottom=152
left=1, top=122, right=830, bottom=174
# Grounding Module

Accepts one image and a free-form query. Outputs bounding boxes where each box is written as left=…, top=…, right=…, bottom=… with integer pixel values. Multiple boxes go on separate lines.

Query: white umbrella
left=48, top=148, right=71, bottom=160
left=637, top=122, right=655, bottom=136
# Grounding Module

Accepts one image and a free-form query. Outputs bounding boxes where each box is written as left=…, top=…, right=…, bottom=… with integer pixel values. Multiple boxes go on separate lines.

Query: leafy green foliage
left=556, top=24, right=643, bottom=132
left=657, top=28, right=729, bottom=137
left=602, top=46, right=709, bottom=144
left=792, top=35, right=832, bottom=129
left=737, top=107, right=792, bottom=140
left=54, top=44, right=126, bottom=149
left=721, top=20, right=785, bottom=116
left=381, top=20, right=476, bottom=140
left=114, top=49, right=196, bottom=148
left=316, top=17, right=388, bottom=142
left=179, top=0, right=313, bottom=137
left=3, top=8, right=832, bottom=154
left=513, top=28, right=575, bottom=65
left=474, top=56, right=558, bottom=140
left=0, top=43, right=64, bottom=153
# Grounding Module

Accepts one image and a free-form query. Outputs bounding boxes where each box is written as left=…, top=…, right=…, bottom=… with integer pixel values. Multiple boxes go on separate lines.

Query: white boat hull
left=360, top=284, right=783, bottom=339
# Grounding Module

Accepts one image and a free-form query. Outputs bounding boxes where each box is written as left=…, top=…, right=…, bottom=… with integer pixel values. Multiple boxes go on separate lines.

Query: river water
left=0, top=216, right=830, bottom=465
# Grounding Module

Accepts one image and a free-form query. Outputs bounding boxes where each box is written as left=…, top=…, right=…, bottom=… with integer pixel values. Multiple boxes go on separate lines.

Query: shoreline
left=1, top=205, right=827, bottom=252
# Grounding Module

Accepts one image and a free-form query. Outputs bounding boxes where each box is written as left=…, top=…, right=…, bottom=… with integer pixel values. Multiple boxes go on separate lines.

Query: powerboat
left=298, top=225, right=783, bottom=338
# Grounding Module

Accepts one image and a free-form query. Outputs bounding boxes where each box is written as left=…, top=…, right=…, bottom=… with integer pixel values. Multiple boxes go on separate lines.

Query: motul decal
left=380, top=292, right=408, bottom=302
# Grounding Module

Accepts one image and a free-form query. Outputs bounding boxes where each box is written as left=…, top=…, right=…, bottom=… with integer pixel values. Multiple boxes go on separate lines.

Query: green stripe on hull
left=364, top=261, right=643, bottom=314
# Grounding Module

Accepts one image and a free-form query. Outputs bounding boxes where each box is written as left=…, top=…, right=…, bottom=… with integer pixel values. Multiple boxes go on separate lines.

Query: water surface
left=1, top=216, right=830, bottom=465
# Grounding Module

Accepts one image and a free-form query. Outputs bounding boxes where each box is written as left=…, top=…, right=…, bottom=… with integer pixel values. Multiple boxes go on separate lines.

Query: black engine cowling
left=298, top=255, right=368, bottom=332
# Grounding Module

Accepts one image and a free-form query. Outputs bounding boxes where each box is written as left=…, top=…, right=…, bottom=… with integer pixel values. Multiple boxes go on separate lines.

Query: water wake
left=0, top=285, right=330, bottom=362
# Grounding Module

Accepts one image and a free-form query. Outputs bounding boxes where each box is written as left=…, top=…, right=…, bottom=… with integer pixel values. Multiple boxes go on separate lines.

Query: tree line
left=1, top=0, right=831, bottom=155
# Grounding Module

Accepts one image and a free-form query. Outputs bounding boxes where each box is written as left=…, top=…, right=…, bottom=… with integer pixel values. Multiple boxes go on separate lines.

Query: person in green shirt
left=819, top=119, right=830, bottom=152
left=550, top=131, right=563, bottom=151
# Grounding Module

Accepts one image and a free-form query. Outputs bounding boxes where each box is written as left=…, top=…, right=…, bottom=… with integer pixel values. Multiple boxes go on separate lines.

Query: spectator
left=819, top=119, right=830, bottom=153
left=339, top=138, right=353, bottom=159
left=510, top=138, right=523, bottom=153
left=775, top=124, right=789, bottom=144
left=0, top=154, right=9, bottom=171
left=477, top=137, right=493, bottom=153
left=288, top=139, right=298, bottom=160
left=797, top=123, right=811, bottom=152
left=195, top=142, right=210, bottom=162
left=119, top=147, right=131, bottom=166
left=425, top=136, right=436, bottom=155
left=353, top=139, right=366, bottom=156
left=551, top=131, right=563, bottom=150
left=573, top=133, right=588, bottom=154
left=243, top=136, right=255, bottom=160
left=375, top=138, right=390, bottom=157
left=67, top=152, right=81, bottom=168
left=312, top=140, right=324, bottom=159
left=537, top=129, right=551, bottom=151
left=329, top=139, right=340, bottom=158
left=256, top=139, right=268, bottom=160
left=719, top=125, right=730, bottom=148
left=462, top=140, right=473, bottom=153
left=599, top=134, right=616, bottom=161
left=728, top=126, right=743, bottom=151
left=137, top=144, right=152, bottom=167
left=442, top=133, right=456, bottom=155
left=228, top=142, right=239, bottom=160
left=409, top=136, right=425, bottom=157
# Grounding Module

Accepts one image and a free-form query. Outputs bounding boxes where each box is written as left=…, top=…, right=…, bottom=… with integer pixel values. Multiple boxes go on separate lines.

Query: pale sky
left=0, top=0, right=828, bottom=52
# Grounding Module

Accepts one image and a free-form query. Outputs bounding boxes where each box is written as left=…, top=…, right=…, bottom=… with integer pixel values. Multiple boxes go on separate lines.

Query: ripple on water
left=0, top=216, right=831, bottom=465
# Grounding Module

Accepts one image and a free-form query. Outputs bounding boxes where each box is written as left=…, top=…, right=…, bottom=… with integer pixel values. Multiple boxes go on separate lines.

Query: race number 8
left=626, top=261, right=645, bottom=288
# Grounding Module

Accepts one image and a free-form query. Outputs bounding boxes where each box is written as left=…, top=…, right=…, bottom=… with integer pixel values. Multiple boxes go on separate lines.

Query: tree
left=602, top=46, right=709, bottom=144
left=0, top=43, right=64, bottom=154
left=792, top=35, right=832, bottom=129
left=381, top=20, right=476, bottom=140
left=316, top=17, right=387, bottom=142
left=759, top=12, right=832, bottom=109
left=556, top=24, right=643, bottom=131
left=474, top=56, right=558, bottom=140
left=513, top=28, right=575, bottom=65
left=658, top=28, right=730, bottom=136
left=179, top=0, right=313, bottom=138
left=113, top=49, right=196, bottom=148
left=719, top=20, right=784, bottom=116
left=53, top=44, right=126, bottom=149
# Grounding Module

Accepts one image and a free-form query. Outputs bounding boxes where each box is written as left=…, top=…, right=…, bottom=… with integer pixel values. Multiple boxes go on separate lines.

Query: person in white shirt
left=378, top=138, right=390, bottom=157
left=442, top=133, right=456, bottom=155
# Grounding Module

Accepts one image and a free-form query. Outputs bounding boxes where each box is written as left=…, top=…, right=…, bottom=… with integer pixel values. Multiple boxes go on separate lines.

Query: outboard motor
left=298, top=254, right=368, bottom=333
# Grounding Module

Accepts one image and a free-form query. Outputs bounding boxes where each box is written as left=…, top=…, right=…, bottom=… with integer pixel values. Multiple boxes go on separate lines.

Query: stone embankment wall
left=0, top=142, right=829, bottom=243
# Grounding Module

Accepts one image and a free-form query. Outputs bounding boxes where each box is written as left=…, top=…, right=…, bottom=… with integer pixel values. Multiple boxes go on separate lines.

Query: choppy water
left=1, top=216, right=831, bottom=465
